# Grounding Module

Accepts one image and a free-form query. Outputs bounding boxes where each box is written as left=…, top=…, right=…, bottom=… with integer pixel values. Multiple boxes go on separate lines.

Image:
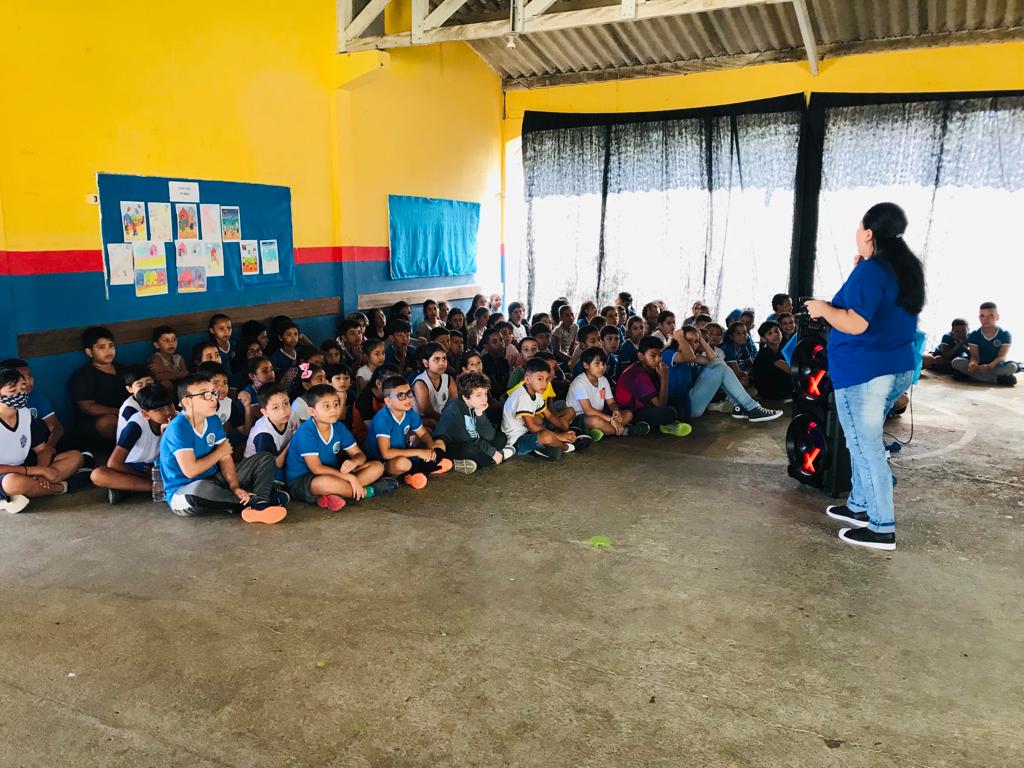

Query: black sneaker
left=571, top=434, right=594, bottom=453
left=826, top=504, right=869, bottom=528
left=370, top=477, right=400, bottom=496
left=531, top=445, right=562, bottom=461
left=839, top=527, right=896, bottom=551
left=270, top=489, right=291, bottom=507
left=80, top=451, right=96, bottom=470
left=952, top=371, right=970, bottom=382
left=731, top=405, right=748, bottom=420
left=996, top=374, right=1018, bottom=387
left=626, top=421, right=651, bottom=436
left=66, top=470, right=93, bottom=493
left=107, top=488, right=126, bottom=506
left=745, top=405, right=784, bottom=423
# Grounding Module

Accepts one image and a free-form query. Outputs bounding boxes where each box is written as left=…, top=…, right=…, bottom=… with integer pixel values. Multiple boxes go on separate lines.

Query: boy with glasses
left=364, top=376, right=472, bottom=489
left=159, top=374, right=288, bottom=524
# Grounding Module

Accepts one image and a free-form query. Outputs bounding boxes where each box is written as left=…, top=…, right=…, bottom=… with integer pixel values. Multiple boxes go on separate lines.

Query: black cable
left=883, top=382, right=914, bottom=446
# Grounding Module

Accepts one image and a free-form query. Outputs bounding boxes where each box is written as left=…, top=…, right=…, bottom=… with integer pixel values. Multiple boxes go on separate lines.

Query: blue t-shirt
left=721, top=341, right=754, bottom=372
left=285, top=419, right=358, bottom=482
left=159, top=413, right=227, bottom=502
left=364, top=407, right=422, bottom=460
left=619, top=339, right=639, bottom=366
left=27, top=390, right=55, bottom=421
left=661, top=349, right=693, bottom=414
left=828, top=258, right=918, bottom=390
left=968, top=328, right=1012, bottom=365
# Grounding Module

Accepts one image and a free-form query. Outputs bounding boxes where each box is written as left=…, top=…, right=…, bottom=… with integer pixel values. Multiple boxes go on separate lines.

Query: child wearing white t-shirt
left=566, top=348, right=650, bottom=440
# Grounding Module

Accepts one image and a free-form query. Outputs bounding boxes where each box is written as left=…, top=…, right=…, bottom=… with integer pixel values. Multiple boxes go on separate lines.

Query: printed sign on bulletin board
left=96, top=173, right=294, bottom=302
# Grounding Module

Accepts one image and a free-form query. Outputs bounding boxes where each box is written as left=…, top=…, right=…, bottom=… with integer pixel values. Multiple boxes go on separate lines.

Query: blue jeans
left=833, top=370, right=914, bottom=533
left=690, top=359, right=758, bottom=417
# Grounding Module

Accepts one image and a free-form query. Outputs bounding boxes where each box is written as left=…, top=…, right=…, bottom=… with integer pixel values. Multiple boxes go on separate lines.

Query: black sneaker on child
left=571, top=434, right=594, bottom=452
left=745, top=405, right=784, bottom=423
left=66, top=469, right=93, bottom=493
left=626, top=421, right=651, bottom=436
left=996, top=374, right=1017, bottom=387
left=270, top=489, right=291, bottom=507
left=825, top=504, right=869, bottom=528
left=839, top=527, right=896, bottom=551
left=370, top=477, right=400, bottom=496
left=531, top=445, right=562, bottom=461
left=731, top=406, right=748, bottom=420
left=80, top=451, right=96, bottom=470
left=107, top=488, right=126, bottom=506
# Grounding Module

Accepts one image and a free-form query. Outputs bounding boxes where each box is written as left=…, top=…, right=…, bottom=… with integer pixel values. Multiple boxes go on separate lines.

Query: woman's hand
left=804, top=299, right=831, bottom=319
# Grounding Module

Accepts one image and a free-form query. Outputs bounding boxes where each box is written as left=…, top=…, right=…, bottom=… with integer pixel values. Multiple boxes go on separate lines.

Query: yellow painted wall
left=336, top=43, right=503, bottom=259
left=0, top=1, right=337, bottom=251
left=503, top=42, right=1024, bottom=141
left=0, top=0, right=502, bottom=256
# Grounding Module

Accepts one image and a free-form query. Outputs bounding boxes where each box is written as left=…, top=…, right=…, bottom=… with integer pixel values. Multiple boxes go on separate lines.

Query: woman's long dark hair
left=862, top=203, right=925, bottom=316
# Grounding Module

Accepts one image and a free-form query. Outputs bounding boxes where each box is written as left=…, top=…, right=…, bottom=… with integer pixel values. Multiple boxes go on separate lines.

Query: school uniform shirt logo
left=29, top=408, right=38, bottom=418
left=20, top=435, right=28, bottom=449
left=332, top=442, right=341, bottom=454
left=206, top=433, right=216, bottom=447
left=992, top=339, right=1003, bottom=348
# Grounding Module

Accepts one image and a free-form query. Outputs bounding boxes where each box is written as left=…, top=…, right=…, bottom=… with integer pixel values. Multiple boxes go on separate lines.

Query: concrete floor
left=2, top=375, right=1022, bottom=768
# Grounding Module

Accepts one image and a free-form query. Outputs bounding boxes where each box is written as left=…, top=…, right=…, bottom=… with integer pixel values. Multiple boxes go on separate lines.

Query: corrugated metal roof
left=446, top=0, right=1024, bottom=88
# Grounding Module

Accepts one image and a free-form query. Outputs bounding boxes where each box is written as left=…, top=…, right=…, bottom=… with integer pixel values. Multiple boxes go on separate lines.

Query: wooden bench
left=17, top=297, right=340, bottom=358
left=357, top=283, right=497, bottom=310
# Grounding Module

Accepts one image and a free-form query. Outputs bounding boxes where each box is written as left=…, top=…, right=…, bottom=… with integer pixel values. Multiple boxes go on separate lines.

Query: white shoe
left=0, top=494, right=30, bottom=514
left=707, top=399, right=733, bottom=413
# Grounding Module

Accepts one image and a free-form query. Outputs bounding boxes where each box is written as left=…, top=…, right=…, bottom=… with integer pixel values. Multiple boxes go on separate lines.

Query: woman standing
left=805, top=203, right=924, bottom=551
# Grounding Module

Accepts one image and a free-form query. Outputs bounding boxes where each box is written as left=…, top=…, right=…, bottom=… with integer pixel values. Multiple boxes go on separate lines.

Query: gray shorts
left=287, top=473, right=318, bottom=504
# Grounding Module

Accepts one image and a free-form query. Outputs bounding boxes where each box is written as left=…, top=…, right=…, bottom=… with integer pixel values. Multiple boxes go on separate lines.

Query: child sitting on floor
left=501, top=357, right=581, bottom=461
left=412, top=343, right=456, bottom=430
left=752, top=321, right=793, bottom=401
left=239, top=356, right=276, bottom=411
left=614, top=337, right=692, bottom=437
left=148, top=325, right=189, bottom=395
left=551, top=304, right=578, bottom=361
left=269, top=320, right=300, bottom=373
left=364, top=376, right=469, bottom=489
left=335, top=318, right=364, bottom=370
left=352, top=364, right=401, bottom=444
left=598, top=325, right=622, bottom=384
left=568, top=325, right=601, bottom=377
left=243, top=385, right=294, bottom=484
left=91, top=383, right=176, bottom=505
left=289, top=363, right=328, bottom=425
left=480, top=329, right=512, bottom=406
left=116, top=366, right=155, bottom=437
left=196, top=362, right=247, bottom=445
left=506, top=337, right=540, bottom=390
left=320, top=339, right=344, bottom=368
left=924, top=318, right=970, bottom=373
left=0, top=367, right=85, bottom=513
left=70, top=326, right=127, bottom=451
left=159, top=374, right=287, bottom=524
left=721, top=321, right=755, bottom=390
left=384, top=319, right=415, bottom=373
left=619, top=316, right=646, bottom=366
left=567, top=348, right=649, bottom=440
left=0, top=358, right=65, bottom=450
left=952, top=302, right=1017, bottom=386
left=284, top=384, right=393, bottom=510
left=356, top=338, right=387, bottom=392
left=326, top=364, right=354, bottom=430
left=435, top=372, right=514, bottom=468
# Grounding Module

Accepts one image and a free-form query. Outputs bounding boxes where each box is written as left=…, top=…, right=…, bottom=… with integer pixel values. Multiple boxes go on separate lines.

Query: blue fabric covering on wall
left=388, top=194, right=479, bottom=279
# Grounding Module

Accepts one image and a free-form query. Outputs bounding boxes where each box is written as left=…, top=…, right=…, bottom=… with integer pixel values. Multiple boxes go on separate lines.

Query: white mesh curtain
left=519, top=126, right=606, bottom=315
left=518, top=103, right=802, bottom=319
left=814, top=96, right=1024, bottom=347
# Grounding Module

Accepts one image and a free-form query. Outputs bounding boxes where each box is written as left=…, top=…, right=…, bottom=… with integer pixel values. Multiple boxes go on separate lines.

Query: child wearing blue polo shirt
left=365, top=376, right=465, bottom=489
left=618, top=316, right=646, bottom=366
left=284, top=384, right=392, bottom=511
left=952, top=302, right=1017, bottom=386
left=159, top=374, right=287, bottom=524
left=91, top=384, right=176, bottom=504
left=923, top=318, right=970, bottom=373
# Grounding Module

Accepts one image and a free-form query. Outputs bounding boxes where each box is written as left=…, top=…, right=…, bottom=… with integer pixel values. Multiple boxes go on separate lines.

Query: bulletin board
left=96, top=173, right=294, bottom=301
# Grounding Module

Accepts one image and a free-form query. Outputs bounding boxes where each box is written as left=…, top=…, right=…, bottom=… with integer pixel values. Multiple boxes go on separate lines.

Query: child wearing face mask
left=0, top=367, right=86, bottom=513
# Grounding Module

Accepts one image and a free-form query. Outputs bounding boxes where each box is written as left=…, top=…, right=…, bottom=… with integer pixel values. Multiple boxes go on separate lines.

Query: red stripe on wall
left=0, top=245, right=390, bottom=275
left=0, top=249, right=104, bottom=275
left=294, top=245, right=389, bottom=264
